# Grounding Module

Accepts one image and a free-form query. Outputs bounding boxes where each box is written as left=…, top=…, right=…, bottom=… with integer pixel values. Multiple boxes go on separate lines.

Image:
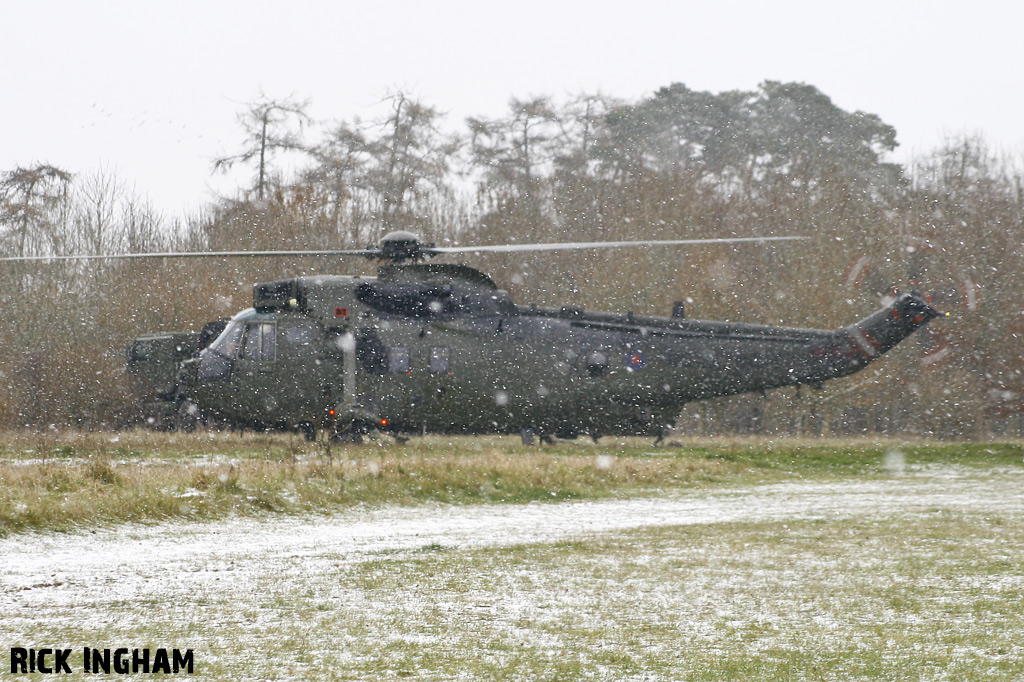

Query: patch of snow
left=2, top=475, right=1021, bottom=609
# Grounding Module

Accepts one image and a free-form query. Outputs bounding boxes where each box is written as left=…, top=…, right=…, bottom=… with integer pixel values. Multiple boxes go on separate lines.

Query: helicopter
left=110, top=230, right=941, bottom=443
left=9, top=230, right=942, bottom=442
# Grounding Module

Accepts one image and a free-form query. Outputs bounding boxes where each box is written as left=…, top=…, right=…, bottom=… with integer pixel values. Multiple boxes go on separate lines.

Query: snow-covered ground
left=4, top=469, right=1022, bottom=615
left=3, top=467, right=1024, bottom=681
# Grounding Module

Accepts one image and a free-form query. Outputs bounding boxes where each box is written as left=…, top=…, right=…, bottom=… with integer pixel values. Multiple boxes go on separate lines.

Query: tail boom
left=808, top=293, right=941, bottom=381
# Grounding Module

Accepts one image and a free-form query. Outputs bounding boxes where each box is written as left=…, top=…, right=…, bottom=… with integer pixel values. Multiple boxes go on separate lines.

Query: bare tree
left=0, top=164, right=72, bottom=257
left=553, top=93, right=616, bottom=173
left=366, top=92, right=461, bottom=229
left=467, top=96, right=560, bottom=194
left=213, top=94, right=312, bottom=200
left=307, top=92, right=461, bottom=240
left=304, top=121, right=369, bottom=241
left=74, top=169, right=125, bottom=256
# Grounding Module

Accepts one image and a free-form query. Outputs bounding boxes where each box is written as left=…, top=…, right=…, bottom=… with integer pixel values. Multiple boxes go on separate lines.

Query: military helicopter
left=123, top=230, right=943, bottom=443
left=11, top=230, right=942, bottom=442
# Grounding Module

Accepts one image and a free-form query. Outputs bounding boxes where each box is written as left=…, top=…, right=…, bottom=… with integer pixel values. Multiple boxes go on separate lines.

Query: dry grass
left=0, top=430, right=735, bottom=535
left=1, top=429, right=1021, bottom=536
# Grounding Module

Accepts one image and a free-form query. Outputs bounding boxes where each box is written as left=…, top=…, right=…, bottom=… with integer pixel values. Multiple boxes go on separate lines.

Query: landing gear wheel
left=299, top=422, right=316, bottom=442
left=332, top=419, right=367, bottom=444
left=175, top=400, right=201, bottom=433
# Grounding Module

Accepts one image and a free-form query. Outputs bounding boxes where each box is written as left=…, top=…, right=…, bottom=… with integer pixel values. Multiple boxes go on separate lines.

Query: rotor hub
left=373, top=231, right=435, bottom=262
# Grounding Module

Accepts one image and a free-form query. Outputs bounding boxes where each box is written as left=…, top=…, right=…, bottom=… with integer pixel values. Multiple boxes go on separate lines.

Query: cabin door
left=233, top=320, right=278, bottom=426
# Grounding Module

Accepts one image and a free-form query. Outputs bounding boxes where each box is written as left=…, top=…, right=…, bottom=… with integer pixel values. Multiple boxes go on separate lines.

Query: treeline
left=1, top=81, right=1021, bottom=437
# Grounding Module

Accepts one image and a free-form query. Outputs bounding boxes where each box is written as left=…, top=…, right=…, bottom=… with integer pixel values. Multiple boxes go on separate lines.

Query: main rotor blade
left=427, top=235, right=806, bottom=255
left=0, top=249, right=377, bottom=262
left=0, top=235, right=807, bottom=263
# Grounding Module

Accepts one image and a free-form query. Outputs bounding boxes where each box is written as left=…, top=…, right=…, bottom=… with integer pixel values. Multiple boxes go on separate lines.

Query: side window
left=260, top=323, right=276, bottom=362
left=284, top=326, right=313, bottom=346
left=356, top=329, right=387, bottom=375
left=242, top=324, right=260, bottom=360
left=242, top=323, right=276, bottom=362
left=388, top=346, right=410, bottom=373
left=429, top=347, right=450, bottom=374
left=282, top=323, right=317, bottom=359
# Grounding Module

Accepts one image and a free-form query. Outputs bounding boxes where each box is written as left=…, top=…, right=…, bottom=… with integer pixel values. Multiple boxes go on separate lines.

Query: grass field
left=297, top=510, right=1024, bottom=680
left=1, top=429, right=1020, bottom=535
left=3, top=432, right=1023, bottom=680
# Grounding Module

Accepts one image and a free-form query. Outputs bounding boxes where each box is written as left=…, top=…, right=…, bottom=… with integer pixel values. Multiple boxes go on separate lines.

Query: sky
left=2, top=0, right=1022, bottom=220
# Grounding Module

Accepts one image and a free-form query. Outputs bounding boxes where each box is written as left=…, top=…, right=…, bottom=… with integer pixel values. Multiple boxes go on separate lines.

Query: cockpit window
left=208, top=318, right=245, bottom=358
left=197, top=311, right=250, bottom=381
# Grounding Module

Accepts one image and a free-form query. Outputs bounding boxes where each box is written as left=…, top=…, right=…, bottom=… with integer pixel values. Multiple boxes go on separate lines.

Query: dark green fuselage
left=168, top=262, right=939, bottom=438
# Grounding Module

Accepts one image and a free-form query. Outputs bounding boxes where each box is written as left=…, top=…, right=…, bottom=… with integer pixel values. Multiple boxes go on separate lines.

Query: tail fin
left=810, top=293, right=942, bottom=380
left=846, top=293, right=941, bottom=360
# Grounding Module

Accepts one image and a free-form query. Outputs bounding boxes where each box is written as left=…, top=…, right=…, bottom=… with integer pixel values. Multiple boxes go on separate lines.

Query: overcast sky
left=2, top=0, right=1022, bottom=219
